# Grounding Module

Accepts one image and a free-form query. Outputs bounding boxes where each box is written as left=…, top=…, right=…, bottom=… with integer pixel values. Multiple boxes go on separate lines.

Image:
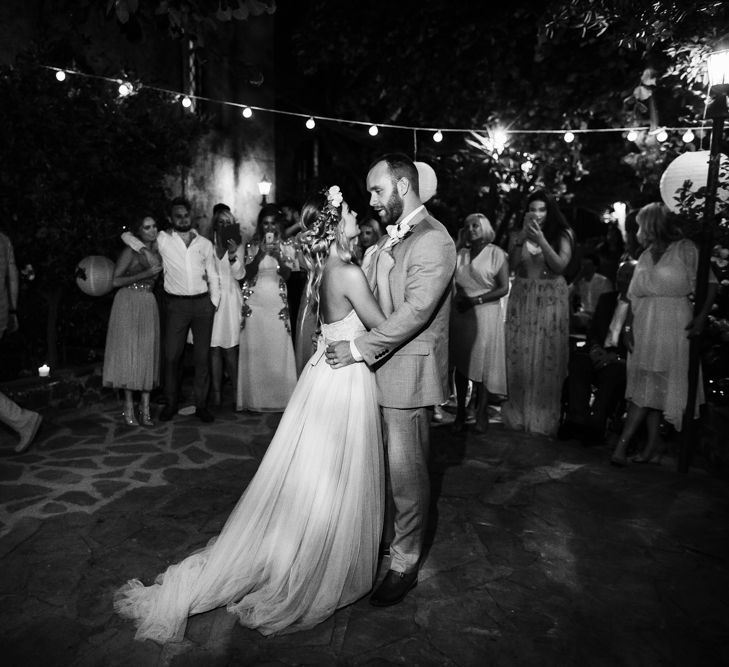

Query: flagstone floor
left=1, top=398, right=727, bottom=666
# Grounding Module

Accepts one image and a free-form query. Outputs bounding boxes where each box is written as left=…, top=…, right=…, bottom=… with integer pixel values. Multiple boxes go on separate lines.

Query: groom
left=325, top=153, right=456, bottom=606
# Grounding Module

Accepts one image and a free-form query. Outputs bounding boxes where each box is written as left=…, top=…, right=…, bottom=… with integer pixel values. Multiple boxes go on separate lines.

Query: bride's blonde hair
left=299, top=186, right=357, bottom=313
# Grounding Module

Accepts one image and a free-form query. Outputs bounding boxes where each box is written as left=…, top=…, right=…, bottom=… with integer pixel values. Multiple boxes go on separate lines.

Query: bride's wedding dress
left=114, top=310, right=384, bottom=642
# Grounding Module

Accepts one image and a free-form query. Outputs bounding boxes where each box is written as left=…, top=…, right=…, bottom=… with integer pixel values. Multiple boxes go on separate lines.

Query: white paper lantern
left=659, top=150, right=729, bottom=212
left=415, top=161, right=437, bottom=203
left=75, top=255, right=115, bottom=296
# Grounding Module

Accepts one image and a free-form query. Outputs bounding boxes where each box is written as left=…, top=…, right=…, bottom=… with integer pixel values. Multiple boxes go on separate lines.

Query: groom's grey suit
left=355, top=208, right=456, bottom=574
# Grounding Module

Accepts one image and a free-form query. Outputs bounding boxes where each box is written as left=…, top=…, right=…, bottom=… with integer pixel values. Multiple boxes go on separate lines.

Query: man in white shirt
left=123, top=197, right=221, bottom=422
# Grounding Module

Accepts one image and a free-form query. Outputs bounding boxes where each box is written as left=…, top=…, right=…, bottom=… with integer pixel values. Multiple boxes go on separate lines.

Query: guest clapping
left=610, top=203, right=717, bottom=466
left=103, top=215, right=162, bottom=425
left=502, top=190, right=574, bottom=436
left=450, top=214, right=509, bottom=433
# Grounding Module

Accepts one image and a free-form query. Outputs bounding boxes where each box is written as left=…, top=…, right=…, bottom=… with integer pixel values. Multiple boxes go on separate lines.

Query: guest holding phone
left=236, top=205, right=297, bottom=411
left=206, top=207, right=246, bottom=407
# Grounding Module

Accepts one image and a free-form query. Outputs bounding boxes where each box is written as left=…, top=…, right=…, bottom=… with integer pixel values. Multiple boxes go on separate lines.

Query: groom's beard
left=379, top=191, right=404, bottom=226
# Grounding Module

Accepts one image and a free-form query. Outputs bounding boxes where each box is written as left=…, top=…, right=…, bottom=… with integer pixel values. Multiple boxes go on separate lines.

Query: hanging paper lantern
left=75, top=255, right=115, bottom=296
left=659, top=150, right=729, bottom=212
left=415, top=161, right=437, bottom=203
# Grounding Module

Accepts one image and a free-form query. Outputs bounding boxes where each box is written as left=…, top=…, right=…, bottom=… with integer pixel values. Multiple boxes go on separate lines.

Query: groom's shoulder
left=415, top=213, right=454, bottom=245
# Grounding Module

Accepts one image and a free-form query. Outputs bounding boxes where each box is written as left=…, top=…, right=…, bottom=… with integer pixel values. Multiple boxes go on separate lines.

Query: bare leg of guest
left=453, top=369, right=469, bottom=433
left=634, top=408, right=663, bottom=462
left=611, top=401, right=648, bottom=465
left=123, top=389, right=139, bottom=426
left=210, top=347, right=223, bottom=406
left=139, top=391, right=153, bottom=426
left=473, top=382, right=489, bottom=433
left=222, top=346, right=239, bottom=401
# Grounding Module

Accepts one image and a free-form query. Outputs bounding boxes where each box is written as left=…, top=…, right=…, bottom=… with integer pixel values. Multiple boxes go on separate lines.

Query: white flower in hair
left=327, top=185, right=343, bottom=208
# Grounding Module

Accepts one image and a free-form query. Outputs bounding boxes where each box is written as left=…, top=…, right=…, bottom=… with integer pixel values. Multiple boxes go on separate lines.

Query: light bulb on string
left=181, top=96, right=192, bottom=109
left=627, top=129, right=638, bottom=142
left=564, top=131, right=575, bottom=143
left=493, top=128, right=508, bottom=153
left=242, top=106, right=253, bottom=118
left=369, top=124, right=379, bottom=137
left=656, top=128, right=668, bottom=142
left=433, top=130, right=443, bottom=143
left=305, top=117, right=316, bottom=130
left=118, top=81, right=133, bottom=97
left=682, top=129, right=695, bottom=143
left=55, top=70, right=66, bottom=82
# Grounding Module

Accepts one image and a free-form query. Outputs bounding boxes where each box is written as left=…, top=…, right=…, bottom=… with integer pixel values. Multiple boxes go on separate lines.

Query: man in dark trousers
left=560, top=259, right=636, bottom=445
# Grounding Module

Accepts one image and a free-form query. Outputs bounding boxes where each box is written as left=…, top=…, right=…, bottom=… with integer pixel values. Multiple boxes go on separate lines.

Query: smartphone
left=220, top=224, right=242, bottom=246
left=264, top=231, right=275, bottom=245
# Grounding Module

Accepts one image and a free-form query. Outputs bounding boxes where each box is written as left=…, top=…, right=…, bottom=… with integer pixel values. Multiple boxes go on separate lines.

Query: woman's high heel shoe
left=139, top=406, right=154, bottom=427
left=122, top=409, right=139, bottom=426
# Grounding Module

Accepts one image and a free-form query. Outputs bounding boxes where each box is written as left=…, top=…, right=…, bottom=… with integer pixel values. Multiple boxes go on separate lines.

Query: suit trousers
left=566, top=352, right=626, bottom=431
left=164, top=295, right=215, bottom=409
left=381, top=405, right=431, bottom=574
left=0, top=390, right=35, bottom=435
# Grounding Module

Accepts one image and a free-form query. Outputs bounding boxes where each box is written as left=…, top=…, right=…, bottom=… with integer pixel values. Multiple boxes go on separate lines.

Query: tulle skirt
left=102, top=286, right=159, bottom=391
left=114, top=348, right=384, bottom=642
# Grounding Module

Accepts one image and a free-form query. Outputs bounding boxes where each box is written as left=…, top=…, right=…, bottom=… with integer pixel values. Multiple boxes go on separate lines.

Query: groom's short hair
left=371, top=153, right=420, bottom=197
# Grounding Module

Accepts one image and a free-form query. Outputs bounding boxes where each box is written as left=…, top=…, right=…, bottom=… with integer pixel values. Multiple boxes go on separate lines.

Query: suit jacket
left=587, top=291, right=628, bottom=357
left=355, top=209, right=457, bottom=408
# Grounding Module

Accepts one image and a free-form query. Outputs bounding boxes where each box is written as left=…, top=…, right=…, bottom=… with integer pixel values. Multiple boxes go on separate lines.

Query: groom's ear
left=396, top=177, right=410, bottom=197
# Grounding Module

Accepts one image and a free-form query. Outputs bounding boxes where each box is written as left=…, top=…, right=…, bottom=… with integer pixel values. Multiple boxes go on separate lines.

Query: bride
left=114, top=185, right=394, bottom=642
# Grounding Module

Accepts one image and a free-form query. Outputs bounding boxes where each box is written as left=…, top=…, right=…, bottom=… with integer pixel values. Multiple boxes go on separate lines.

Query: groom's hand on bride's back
left=325, top=340, right=355, bottom=369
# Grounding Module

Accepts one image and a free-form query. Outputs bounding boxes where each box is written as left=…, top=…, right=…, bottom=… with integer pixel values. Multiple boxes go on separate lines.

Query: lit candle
left=38, top=364, right=50, bottom=377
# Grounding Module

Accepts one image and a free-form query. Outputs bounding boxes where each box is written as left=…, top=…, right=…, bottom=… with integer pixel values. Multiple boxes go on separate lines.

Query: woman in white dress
left=208, top=208, right=246, bottom=406
left=449, top=213, right=509, bottom=433
left=236, top=205, right=298, bottom=411
left=114, top=185, right=394, bottom=642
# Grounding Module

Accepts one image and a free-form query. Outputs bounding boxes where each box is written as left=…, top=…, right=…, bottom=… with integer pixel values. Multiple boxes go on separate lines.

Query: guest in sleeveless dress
left=236, top=205, right=297, bottom=411
left=610, top=203, right=717, bottom=466
left=103, top=215, right=162, bottom=426
left=450, top=213, right=509, bottom=433
left=502, top=191, right=574, bottom=437
left=114, top=185, right=394, bottom=642
left=207, top=208, right=246, bottom=407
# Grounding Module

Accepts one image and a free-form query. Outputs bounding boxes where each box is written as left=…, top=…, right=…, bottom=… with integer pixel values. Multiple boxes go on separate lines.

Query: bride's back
left=319, top=259, right=356, bottom=324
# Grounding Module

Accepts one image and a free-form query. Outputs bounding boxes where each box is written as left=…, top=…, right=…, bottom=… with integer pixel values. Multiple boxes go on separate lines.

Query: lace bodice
left=320, top=310, right=366, bottom=342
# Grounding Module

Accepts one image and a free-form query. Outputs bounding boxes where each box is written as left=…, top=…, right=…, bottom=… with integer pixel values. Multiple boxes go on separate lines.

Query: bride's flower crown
left=307, top=185, right=343, bottom=243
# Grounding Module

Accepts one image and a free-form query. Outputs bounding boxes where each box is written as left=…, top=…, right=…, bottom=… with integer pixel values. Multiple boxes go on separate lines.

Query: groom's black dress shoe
left=369, top=569, right=417, bottom=607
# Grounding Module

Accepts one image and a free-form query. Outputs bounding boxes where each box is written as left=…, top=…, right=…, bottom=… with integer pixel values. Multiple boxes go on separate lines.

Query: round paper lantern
left=659, top=150, right=729, bottom=212
left=415, top=161, right=438, bottom=203
left=75, top=255, right=115, bottom=296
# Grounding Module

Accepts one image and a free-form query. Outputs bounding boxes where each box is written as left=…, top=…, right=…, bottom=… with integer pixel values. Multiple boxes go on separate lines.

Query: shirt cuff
left=349, top=339, right=363, bottom=362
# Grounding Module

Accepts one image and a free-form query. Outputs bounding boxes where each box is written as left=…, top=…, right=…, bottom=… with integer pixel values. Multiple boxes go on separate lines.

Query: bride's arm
left=376, top=250, right=395, bottom=317
left=341, top=265, right=386, bottom=330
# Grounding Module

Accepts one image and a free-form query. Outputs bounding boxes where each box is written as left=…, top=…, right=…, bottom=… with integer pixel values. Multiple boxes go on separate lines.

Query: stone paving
left=1, top=397, right=728, bottom=666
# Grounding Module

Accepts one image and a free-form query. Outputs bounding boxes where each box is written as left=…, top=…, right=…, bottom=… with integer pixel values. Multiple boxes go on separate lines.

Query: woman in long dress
left=103, top=215, right=162, bottom=426
left=501, top=190, right=574, bottom=437
left=236, top=205, right=298, bottom=411
left=450, top=213, right=509, bottom=433
left=207, top=208, right=246, bottom=407
left=114, top=185, right=394, bottom=642
left=610, top=203, right=717, bottom=466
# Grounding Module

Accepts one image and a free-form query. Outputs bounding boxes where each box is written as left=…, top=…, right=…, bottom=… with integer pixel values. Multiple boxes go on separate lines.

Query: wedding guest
left=559, top=259, right=636, bottom=445
left=596, top=222, right=625, bottom=284
left=122, top=197, right=221, bottom=423
left=358, top=216, right=385, bottom=273
left=570, top=253, right=613, bottom=332
left=0, top=233, right=42, bottom=453
left=610, top=203, right=717, bottom=466
left=104, top=215, right=162, bottom=425
left=208, top=208, right=246, bottom=407
left=236, top=205, right=297, bottom=411
left=502, top=190, right=574, bottom=437
left=450, top=213, right=509, bottom=433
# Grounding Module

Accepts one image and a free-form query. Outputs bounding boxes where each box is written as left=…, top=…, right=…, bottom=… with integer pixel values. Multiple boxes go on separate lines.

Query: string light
left=682, top=129, right=695, bottom=143
left=35, top=65, right=715, bottom=142
left=118, top=81, right=133, bottom=96
left=305, top=117, right=316, bottom=130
